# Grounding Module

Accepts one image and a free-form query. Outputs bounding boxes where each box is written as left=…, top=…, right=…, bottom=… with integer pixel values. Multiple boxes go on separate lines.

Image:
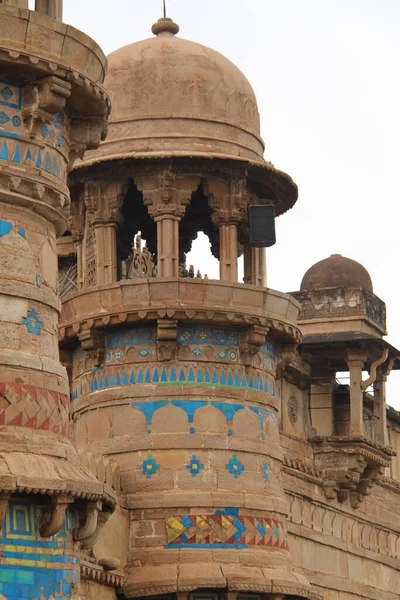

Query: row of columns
left=78, top=179, right=267, bottom=287
left=347, top=352, right=389, bottom=445
left=3, top=0, right=63, bottom=20
left=91, top=214, right=266, bottom=285
left=310, top=354, right=389, bottom=445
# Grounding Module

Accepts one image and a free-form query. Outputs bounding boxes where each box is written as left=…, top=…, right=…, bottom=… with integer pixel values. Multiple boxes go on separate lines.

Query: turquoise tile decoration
left=142, top=455, right=160, bottom=478
left=0, top=500, right=79, bottom=600
left=186, top=455, right=204, bottom=477
left=226, top=455, right=245, bottom=478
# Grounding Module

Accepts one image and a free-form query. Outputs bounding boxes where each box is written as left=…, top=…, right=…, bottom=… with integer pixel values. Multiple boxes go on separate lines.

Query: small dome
left=300, top=254, right=373, bottom=293
left=85, top=18, right=264, bottom=164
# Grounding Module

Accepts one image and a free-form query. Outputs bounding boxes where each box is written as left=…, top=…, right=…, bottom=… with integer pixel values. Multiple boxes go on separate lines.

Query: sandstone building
left=0, top=3, right=399, bottom=600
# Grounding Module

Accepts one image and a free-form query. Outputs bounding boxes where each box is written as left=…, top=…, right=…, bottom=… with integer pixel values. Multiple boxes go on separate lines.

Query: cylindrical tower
left=0, top=3, right=115, bottom=600
left=60, top=17, right=321, bottom=600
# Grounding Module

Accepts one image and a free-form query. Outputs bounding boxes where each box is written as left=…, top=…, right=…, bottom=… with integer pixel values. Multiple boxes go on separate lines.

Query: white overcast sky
left=50, top=0, right=400, bottom=407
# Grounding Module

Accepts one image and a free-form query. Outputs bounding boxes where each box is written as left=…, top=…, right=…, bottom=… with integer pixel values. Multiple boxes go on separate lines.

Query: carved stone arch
left=180, top=179, right=219, bottom=261
left=117, top=176, right=157, bottom=278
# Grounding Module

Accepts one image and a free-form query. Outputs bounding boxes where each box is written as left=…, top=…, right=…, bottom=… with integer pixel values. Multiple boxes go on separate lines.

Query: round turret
left=300, top=254, right=373, bottom=293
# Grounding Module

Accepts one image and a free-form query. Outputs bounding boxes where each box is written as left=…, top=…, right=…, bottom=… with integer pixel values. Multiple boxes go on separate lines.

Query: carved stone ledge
left=312, top=436, right=394, bottom=505
left=80, top=558, right=123, bottom=588
left=283, top=456, right=323, bottom=484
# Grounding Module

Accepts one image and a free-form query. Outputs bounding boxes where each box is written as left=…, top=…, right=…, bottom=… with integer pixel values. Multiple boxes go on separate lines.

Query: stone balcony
left=59, top=278, right=302, bottom=345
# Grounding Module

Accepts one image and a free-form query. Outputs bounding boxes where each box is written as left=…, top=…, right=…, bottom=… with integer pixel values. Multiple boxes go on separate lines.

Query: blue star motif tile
left=228, top=350, right=237, bottom=361
left=226, top=455, right=244, bottom=478
left=12, top=115, right=21, bottom=127
left=262, top=461, right=269, bottom=481
left=139, top=348, right=149, bottom=357
left=22, top=308, right=42, bottom=335
left=142, top=455, right=160, bottom=479
left=186, top=455, right=204, bottom=477
left=218, top=350, right=227, bottom=359
left=192, top=347, right=203, bottom=357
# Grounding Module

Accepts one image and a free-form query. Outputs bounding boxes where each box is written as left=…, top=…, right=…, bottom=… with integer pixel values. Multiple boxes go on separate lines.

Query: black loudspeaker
left=248, top=205, right=276, bottom=247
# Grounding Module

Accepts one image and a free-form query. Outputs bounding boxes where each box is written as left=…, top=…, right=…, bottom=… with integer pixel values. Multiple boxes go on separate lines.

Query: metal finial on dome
left=151, top=17, right=180, bottom=37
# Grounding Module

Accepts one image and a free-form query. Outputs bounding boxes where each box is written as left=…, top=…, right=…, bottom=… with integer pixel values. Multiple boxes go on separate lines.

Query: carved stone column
left=83, top=181, right=124, bottom=286
left=244, top=244, right=266, bottom=286
left=207, top=175, right=248, bottom=284
left=35, top=0, right=63, bottom=19
left=137, top=168, right=200, bottom=278
left=310, top=369, right=335, bottom=436
left=346, top=352, right=367, bottom=437
left=374, top=368, right=389, bottom=446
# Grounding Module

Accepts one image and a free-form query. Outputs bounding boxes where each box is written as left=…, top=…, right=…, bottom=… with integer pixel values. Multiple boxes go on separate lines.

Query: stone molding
left=59, top=279, right=302, bottom=345
left=80, top=559, right=123, bottom=588
left=287, top=493, right=400, bottom=561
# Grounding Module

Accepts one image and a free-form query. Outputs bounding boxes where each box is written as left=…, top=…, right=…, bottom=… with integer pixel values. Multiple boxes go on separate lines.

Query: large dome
left=82, top=18, right=265, bottom=165
left=300, top=254, right=373, bottom=293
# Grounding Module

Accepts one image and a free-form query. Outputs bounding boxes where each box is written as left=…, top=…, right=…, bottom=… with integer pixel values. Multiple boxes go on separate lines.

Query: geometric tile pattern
left=165, top=509, right=286, bottom=549
left=129, top=399, right=277, bottom=436
left=178, top=326, right=239, bottom=346
left=141, top=455, right=160, bottom=479
left=0, top=500, right=79, bottom=600
left=226, top=455, right=244, bottom=478
left=106, top=327, right=156, bottom=349
left=0, top=138, right=66, bottom=181
left=22, top=307, right=42, bottom=335
left=186, top=455, right=204, bottom=477
left=0, top=383, right=71, bottom=436
left=75, top=364, right=275, bottom=400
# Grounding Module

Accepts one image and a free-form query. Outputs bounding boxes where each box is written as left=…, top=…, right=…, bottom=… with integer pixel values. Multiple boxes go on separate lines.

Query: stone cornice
left=60, top=279, right=302, bottom=346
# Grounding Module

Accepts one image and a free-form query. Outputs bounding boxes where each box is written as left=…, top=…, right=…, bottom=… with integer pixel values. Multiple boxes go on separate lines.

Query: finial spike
left=163, top=0, right=167, bottom=18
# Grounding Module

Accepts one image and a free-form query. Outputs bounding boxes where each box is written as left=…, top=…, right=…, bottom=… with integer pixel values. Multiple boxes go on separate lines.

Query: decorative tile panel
left=0, top=383, right=71, bottom=436
left=74, top=364, right=275, bottom=400
left=178, top=326, right=239, bottom=346
left=105, top=327, right=156, bottom=349
left=165, top=509, right=286, bottom=549
left=0, top=501, right=79, bottom=600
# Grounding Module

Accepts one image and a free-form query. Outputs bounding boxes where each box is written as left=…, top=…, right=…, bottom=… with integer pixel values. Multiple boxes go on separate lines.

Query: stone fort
left=0, top=2, right=399, bottom=600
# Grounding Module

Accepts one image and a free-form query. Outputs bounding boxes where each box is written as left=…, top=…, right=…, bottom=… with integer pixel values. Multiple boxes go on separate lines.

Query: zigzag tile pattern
left=166, top=510, right=287, bottom=549
left=0, top=383, right=71, bottom=436
left=72, top=364, right=274, bottom=400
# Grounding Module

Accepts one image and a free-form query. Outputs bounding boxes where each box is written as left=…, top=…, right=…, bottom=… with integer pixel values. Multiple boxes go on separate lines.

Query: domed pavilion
left=59, top=15, right=321, bottom=600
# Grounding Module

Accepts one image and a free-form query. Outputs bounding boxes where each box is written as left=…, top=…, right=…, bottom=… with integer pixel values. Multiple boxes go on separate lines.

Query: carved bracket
left=39, top=495, right=74, bottom=538
left=157, top=319, right=178, bottom=361
left=313, top=437, right=393, bottom=507
left=0, top=494, right=10, bottom=537
left=241, top=325, right=269, bottom=366
left=73, top=500, right=103, bottom=542
left=23, top=76, right=71, bottom=136
left=276, top=343, right=298, bottom=378
left=80, top=508, right=113, bottom=550
left=78, top=329, right=105, bottom=367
